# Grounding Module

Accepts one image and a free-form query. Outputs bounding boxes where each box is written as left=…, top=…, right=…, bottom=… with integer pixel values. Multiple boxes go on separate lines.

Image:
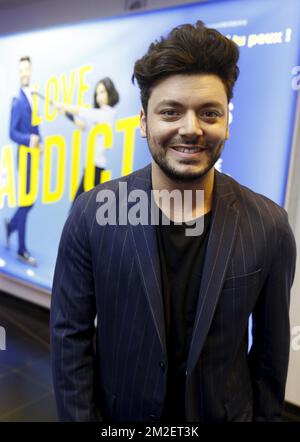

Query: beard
left=147, top=134, right=226, bottom=183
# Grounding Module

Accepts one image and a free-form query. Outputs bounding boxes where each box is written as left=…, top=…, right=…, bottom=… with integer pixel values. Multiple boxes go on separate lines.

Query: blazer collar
left=129, top=163, right=237, bottom=202
left=129, top=164, right=166, bottom=355
left=20, top=88, right=32, bottom=109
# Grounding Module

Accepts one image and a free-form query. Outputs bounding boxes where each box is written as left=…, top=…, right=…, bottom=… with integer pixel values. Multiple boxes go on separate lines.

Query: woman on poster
left=56, top=77, right=119, bottom=205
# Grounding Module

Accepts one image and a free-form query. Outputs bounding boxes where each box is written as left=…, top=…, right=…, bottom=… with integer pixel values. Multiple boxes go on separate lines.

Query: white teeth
left=173, top=147, right=202, bottom=153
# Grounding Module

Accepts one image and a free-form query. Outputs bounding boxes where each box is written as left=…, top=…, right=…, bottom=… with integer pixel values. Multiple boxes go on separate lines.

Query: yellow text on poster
left=18, top=146, right=40, bottom=207
left=0, top=145, right=16, bottom=208
left=31, top=64, right=93, bottom=126
left=42, top=135, right=66, bottom=204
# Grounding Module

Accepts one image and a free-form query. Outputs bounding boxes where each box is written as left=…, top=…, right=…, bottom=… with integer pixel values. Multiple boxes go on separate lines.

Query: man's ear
left=140, top=108, right=147, bottom=138
left=225, top=126, right=230, bottom=140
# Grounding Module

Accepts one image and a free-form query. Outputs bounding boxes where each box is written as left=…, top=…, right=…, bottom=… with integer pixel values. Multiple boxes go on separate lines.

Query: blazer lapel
left=20, top=88, right=32, bottom=111
left=186, top=170, right=240, bottom=376
left=129, top=164, right=167, bottom=356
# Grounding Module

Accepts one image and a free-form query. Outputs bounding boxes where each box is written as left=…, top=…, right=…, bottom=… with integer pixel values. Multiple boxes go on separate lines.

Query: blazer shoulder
left=11, top=95, right=21, bottom=109
left=11, top=90, right=27, bottom=111
left=72, top=164, right=151, bottom=213
left=221, top=172, right=290, bottom=231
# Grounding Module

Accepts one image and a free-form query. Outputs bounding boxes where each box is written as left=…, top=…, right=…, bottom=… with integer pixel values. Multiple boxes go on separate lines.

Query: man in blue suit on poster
left=51, top=22, right=296, bottom=422
left=5, top=56, right=41, bottom=266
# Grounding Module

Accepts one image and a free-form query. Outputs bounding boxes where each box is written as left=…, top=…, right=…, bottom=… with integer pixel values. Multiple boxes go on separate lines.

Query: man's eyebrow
left=155, top=100, right=184, bottom=108
left=155, top=99, right=226, bottom=110
left=199, top=101, right=226, bottom=110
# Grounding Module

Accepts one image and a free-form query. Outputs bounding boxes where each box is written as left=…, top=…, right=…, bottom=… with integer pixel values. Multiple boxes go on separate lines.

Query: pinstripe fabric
left=50, top=164, right=296, bottom=422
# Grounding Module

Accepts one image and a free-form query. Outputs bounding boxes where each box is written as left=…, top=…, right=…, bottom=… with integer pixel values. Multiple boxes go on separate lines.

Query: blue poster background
left=0, top=0, right=300, bottom=290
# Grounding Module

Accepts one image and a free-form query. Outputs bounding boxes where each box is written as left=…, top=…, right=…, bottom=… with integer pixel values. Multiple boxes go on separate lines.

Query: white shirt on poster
left=78, top=105, right=116, bottom=168
left=22, top=86, right=33, bottom=108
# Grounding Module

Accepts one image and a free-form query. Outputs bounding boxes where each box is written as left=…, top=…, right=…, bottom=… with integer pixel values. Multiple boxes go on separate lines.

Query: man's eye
left=161, top=109, right=179, bottom=116
left=202, top=111, right=221, bottom=119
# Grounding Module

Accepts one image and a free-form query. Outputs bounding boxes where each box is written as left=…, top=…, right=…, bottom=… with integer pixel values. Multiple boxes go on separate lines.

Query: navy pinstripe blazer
left=10, top=89, right=40, bottom=147
left=50, top=163, right=296, bottom=422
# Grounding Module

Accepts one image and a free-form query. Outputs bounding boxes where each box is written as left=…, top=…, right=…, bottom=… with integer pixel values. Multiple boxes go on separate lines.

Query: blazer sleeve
left=248, top=210, right=296, bottom=421
left=9, top=98, right=31, bottom=147
left=50, top=195, right=101, bottom=421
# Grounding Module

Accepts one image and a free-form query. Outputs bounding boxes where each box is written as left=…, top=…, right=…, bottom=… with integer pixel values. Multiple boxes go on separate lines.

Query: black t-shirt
left=155, top=205, right=212, bottom=421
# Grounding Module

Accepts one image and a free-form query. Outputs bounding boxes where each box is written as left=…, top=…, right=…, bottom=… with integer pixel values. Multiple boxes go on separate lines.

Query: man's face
left=140, top=74, right=229, bottom=182
left=19, top=60, right=31, bottom=87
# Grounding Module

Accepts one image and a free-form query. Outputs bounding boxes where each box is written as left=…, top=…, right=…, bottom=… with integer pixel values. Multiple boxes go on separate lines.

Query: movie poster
left=0, top=0, right=300, bottom=290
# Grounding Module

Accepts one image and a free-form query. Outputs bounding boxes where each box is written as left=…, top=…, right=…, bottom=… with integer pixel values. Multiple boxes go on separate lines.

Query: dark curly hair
left=132, top=21, right=239, bottom=113
left=19, top=56, right=31, bottom=64
left=94, top=77, right=119, bottom=108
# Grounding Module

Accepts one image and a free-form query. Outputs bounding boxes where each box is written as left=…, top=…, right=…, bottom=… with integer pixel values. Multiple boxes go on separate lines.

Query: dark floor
left=0, top=290, right=299, bottom=422
left=0, top=290, right=57, bottom=422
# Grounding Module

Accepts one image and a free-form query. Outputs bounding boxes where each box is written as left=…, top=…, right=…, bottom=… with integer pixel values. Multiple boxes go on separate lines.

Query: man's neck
left=151, top=160, right=214, bottom=222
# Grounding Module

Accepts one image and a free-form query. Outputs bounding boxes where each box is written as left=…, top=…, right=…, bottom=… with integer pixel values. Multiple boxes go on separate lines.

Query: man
left=5, top=56, right=41, bottom=266
left=50, top=22, right=296, bottom=422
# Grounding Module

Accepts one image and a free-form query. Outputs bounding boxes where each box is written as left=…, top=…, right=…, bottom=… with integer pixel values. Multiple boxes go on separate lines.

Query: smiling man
left=5, top=56, right=41, bottom=266
left=141, top=75, right=228, bottom=181
left=51, top=21, right=296, bottom=422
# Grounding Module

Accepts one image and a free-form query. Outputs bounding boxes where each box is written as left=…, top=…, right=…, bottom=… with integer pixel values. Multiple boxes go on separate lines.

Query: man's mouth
left=169, top=145, right=207, bottom=154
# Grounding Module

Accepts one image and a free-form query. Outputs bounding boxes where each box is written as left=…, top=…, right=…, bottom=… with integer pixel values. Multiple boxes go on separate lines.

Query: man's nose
left=178, top=112, right=203, bottom=137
